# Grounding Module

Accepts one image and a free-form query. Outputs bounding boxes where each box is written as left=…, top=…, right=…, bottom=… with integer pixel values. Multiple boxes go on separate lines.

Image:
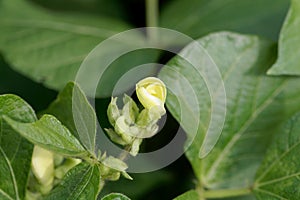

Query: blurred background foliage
left=0, top=0, right=290, bottom=199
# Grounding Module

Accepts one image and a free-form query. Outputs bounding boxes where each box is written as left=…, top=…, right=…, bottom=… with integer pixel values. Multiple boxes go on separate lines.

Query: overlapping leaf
left=45, top=82, right=97, bottom=153
left=268, top=0, right=300, bottom=75
left=0, top=94, right=36, bottom=200
left=159, top=32, right=300, bottom=190
left=45, top=162, right=101, bottom=200
left=254, top=112, right=300, bottom=199
left=4, top=114, right=87, bottom=157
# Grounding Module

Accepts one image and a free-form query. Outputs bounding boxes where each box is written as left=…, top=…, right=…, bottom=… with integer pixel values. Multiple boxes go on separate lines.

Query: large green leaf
left=0, top=57, right=57, bottom=111
left=0, top=0, right=158, bottom=97
left=101, top=193, right=131, bottom=200
left=0, top=94, right=36, bottom=200
left=161, top=0, right=289, bottom=41
left=45, top=82, right=97, bottom=153
left=159, top=32, right=300, bottom=190
left=267, top=0, right=300, bottom=75
left=45, top=162, right=101, bottom=200
left=254, top=112, right=300, bottom=199
left=4, top=114, right=87, bottom=157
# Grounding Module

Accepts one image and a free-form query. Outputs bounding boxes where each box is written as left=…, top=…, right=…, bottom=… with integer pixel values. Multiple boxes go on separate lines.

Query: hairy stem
left=203, top=188, right=252, bottom=199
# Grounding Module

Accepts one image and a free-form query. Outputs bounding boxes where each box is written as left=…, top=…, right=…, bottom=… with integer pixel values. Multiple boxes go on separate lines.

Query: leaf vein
left=205, top=80, right=286, bottom=181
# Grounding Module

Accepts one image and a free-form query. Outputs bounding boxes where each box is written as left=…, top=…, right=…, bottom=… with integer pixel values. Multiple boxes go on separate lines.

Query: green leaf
left=45, top=162, right=101, bottom=200
left=161, top=0, right=289, bottom=41
left=159, top=32, right=300, bottom=189
left=0, top=94, right=36, bottom=200
left=45, top=82, right=97, bottom=153
left=0, top=0, right=158, bottom=97
left=102, top=156, right=128, bottom=172
left=101, top=193, right=131, bottom=200
left=254, top=112, right=300, bottom=199
left=267, top=0, right=300, bottom=75
left=4, top=114, right=87, bottom=157
left=173, top=190, right=199, bottom=200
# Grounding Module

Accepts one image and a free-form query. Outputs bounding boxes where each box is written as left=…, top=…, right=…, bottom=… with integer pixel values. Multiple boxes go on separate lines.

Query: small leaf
left=254, top=112, right=300, bottom=199
left=45, top=162, right=101, bottom=200
left=44, top=82, right=97, bottom=153
left=267, top=0, right=300, bottom=75
left=121, top=171, right=133, bottom=180
left=107, top=97, right=120, bottom=127
left=101, top=193, right=131, bottom=200
left=173, top=190, right=199, bottom=200
left=102, top=156, right=128, bottom=172
left=4, top=114, right=87, bottom=157
left=104, top=128, right=127, bottom=146
left=0, top=94, right=37, bottom=200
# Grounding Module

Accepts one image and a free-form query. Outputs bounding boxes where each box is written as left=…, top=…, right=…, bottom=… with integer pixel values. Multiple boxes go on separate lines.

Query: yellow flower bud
left=136, top=77, right=167, bottom=112
left=31, top=146, right=54, bottom=187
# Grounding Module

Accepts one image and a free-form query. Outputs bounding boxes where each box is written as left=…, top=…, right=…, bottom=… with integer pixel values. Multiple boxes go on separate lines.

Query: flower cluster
left=105, top=77, right=167, bottom=156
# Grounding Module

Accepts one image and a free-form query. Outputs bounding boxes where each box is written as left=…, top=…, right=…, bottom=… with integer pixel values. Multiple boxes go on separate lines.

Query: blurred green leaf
left=0, top=94, right=36, bottom=200
left=173, top=190, right=199, bottom=200
left=254, top=112, right=300, bottom=199
left=0, top=56, right=57, bottom=111
left=30, top=0, right=127, bottom=20
left=4, top=114, right=87, bottom=157
left=45, top=82, right=97, bottom=153
left=267, top=0, right=300, bottom=75
left=45, top=162, right=101, bottom=200
left=101, top=193, right=131, bottom=200
left=0, top=0, right=158, bottom=97
left=161, top=0, right=289, bottom=41
left=159, top=32, right=300, bottom=189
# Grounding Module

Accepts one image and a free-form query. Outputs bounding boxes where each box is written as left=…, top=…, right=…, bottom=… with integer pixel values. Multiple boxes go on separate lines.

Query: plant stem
left=203, top=188, right=251, bottom=199
left=146, top=0, right=159, bottom=42
left=118, top=145, right=131, bottom=161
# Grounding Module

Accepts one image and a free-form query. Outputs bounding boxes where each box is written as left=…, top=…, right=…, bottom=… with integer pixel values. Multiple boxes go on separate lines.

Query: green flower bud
left=130, top=138, right=143, bottom=156
left=136, top=77, right=167, bottom=113
left=137, top=107, right=161, bottom=127
left=98, top=164, right=121, bottom=181
left=122, top=94, right=139, bottom=124
left=99, top=155, right=128, bottom=181
left=104, top=128, right=127, bottom=146
left=31, top=146, right=54, bottom=187
left=107, top=97, right=120, bottom=126
left=115, top=116, right=140, bottom=143
left=102, top=156, right=128, bottom=172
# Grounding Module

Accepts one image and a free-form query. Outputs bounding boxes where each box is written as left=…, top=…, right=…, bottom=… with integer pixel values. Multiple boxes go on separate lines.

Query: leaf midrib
left=69, top=166, right=93, bottom=200
left=205, top=80, right=287, bottom=181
